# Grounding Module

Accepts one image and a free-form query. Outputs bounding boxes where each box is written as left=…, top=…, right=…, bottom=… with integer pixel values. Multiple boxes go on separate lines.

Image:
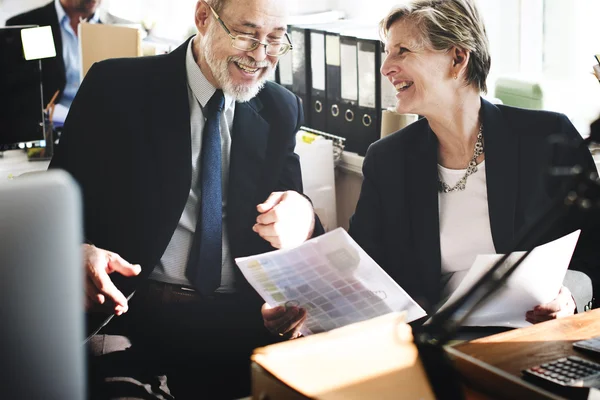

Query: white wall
left=541, top=0, right=600, bottom=135
left=102, top=0, right=338, bottom=42
left=6, top=0, right=597, bottom=132
left=332, top=0, right=397, bottom=21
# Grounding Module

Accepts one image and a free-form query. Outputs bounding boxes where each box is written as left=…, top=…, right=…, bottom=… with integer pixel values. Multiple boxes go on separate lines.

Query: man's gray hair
left=379, top=0, right=491, bottom=93
left=204, top=0, right=227, bottom=13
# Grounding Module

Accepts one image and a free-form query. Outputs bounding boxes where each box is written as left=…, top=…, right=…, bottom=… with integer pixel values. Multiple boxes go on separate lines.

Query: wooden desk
left=448, top=309, right=600, bottom=399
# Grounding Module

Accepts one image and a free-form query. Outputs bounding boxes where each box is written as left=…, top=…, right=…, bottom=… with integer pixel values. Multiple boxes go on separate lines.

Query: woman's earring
left=453, top=74, right=458, bottom=80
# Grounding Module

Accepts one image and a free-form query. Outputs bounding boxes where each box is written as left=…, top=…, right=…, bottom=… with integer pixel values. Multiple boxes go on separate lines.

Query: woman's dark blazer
left=349, top=98, right=599, bottom=314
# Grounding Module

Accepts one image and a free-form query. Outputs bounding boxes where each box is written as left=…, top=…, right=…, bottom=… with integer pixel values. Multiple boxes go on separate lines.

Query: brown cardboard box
left=251, top=313, right=435, bottom=399
left=78, top=23, right=142, bottom=79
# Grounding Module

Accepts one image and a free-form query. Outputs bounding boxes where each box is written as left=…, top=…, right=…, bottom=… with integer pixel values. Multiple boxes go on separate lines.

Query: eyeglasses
left=207, top=4, right=293, bottom=57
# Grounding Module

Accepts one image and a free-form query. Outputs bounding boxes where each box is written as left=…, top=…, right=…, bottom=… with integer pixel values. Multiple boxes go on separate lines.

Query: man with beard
left=49, top=0, right=323, bottom=398
left=6, top=0, right=102, bottom=117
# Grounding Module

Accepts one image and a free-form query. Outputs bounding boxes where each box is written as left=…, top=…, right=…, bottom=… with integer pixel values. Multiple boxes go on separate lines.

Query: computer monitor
left=0, top=26, right=45, bottom=149
left=0, top=170, right=85, bottom=399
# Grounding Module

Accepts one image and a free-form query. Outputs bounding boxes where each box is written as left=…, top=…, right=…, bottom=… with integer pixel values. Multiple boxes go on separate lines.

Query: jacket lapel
left=407, top=126, right=442, bottom=309
left=228, top=97, right=268, bottom=218
left=481, top=99, right=518, bottom=253
left=145, top=40, right=193, bottom=238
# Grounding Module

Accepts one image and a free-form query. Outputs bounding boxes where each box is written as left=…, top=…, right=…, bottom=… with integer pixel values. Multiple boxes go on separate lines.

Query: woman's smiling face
left=380, top=19, right=456, bottom=117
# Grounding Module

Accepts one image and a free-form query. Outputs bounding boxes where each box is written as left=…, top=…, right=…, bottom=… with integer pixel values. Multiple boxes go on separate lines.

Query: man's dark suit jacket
left=7, top=1, right=65, bottom=107
left=349, top=98, right=599, bottom=314
left=49, top=38, right=324, bottom=325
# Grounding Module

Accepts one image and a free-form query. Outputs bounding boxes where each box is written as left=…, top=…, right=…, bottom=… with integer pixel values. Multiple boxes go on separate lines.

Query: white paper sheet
left=436, top=230, right=581, bottom=328
left=235, top=228, right=426, bottom=335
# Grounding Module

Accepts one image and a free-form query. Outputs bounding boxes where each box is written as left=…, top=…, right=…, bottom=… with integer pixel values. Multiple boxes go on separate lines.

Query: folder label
left=278, top=51, right=293, bottom=85
left=310, top=32, right=325, bottom=91
left=291, top=30, right=306, bottom=93
left=340, top=42, right=358, bottom=101
left=357, top=43, right=376, bottom=109
left=325, top=35, right=340, bottom=67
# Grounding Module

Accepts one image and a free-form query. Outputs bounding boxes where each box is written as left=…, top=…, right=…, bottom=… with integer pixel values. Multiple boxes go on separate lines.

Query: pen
left=44, top=90, right=60, bottom=114
left=49, top=104, right=56, bottom=125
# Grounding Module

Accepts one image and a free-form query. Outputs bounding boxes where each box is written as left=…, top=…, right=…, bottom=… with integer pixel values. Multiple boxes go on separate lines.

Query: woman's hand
left=261, top=303, right=307, bottom=339
left=526, top=286, right=576, bottom=324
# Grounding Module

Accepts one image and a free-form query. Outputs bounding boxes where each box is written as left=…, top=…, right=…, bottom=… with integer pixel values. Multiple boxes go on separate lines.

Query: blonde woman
left=263, top=0, right=599, bottom=338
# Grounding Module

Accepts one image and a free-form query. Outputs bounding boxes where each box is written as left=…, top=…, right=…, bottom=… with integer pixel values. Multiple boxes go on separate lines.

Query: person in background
left=6, top=0, right=102, bottom=122
left=263, top=0, right=600, bottom=338
left=49, top=0, right=322, bottom=398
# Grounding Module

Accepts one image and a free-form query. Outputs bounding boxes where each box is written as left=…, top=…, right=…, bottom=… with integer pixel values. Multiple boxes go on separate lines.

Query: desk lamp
left=21, top=26, right=57, bottom=160
left=0, top=26, right=56, bottom=157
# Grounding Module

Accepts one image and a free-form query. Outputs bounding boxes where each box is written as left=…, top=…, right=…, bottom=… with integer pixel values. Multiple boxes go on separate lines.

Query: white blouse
left=438, top=160, right=496, bottom=301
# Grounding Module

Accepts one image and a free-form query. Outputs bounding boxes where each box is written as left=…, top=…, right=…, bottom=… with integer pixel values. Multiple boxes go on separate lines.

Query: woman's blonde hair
left=379, top=0, right=491, bottom=93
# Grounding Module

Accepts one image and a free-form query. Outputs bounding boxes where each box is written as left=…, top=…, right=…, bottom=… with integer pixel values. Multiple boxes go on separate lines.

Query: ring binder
left=331, top=104, right=339, bottom=117
left=314, top=100, right=322, bottom=113
left=345, top=109, right=354, bottom=122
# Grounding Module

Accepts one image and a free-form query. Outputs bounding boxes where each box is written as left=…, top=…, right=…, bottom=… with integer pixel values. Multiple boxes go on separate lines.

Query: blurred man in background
left=6, top=0, right=102, bottom=122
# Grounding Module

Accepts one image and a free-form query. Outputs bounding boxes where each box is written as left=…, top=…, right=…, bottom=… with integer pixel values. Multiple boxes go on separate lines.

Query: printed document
left=436, top=230, right=581, bottom=328
left=235, top=228, right=426, bottom=335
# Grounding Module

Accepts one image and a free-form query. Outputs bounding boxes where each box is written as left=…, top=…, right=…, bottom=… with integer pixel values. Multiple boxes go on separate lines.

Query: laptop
left=0, top=169, right=85, bottom=399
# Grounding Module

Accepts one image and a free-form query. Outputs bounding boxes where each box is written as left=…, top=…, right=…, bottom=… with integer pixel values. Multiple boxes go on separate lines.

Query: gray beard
left=202, top=32, right=271, bottom=102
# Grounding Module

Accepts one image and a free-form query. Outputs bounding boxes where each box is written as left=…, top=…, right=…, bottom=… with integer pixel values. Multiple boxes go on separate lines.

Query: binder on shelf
left=324, top=21, right=376, bottom=142
left=339, top=34, right=359, bottom=153
left=338, top=27, right=382, bottom=156
left=325, top=29, right=342, bottom=137
left=303, top=20, right=356, bottom=137
left=290, top=26, right=312, bottom=128
left=309, top=29, right=327, bottom=132
left=355, top=29, right=381, bottom=156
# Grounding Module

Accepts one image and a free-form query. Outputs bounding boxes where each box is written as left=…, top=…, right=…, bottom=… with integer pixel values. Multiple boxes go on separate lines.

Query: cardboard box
left=251, top=312, right=436, bottom=399
left=79, top=23, right=142, bottom=80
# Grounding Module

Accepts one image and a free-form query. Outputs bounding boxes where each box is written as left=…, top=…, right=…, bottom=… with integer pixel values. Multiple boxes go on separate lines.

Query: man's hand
left=526, top=286, right=576, bottom=324
left=261, top=303, right=306, bottom=339
left=83, top=244, right=141, bottom=315
left=254, top=191, right=315, bottom=249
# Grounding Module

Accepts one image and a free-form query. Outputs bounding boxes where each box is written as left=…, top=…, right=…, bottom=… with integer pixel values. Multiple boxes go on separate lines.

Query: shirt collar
left=54, top=0, right=100, bottom=26
left=185, top=37, right=235, bottom=111
left=54, top=0, right=68, bottom=24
